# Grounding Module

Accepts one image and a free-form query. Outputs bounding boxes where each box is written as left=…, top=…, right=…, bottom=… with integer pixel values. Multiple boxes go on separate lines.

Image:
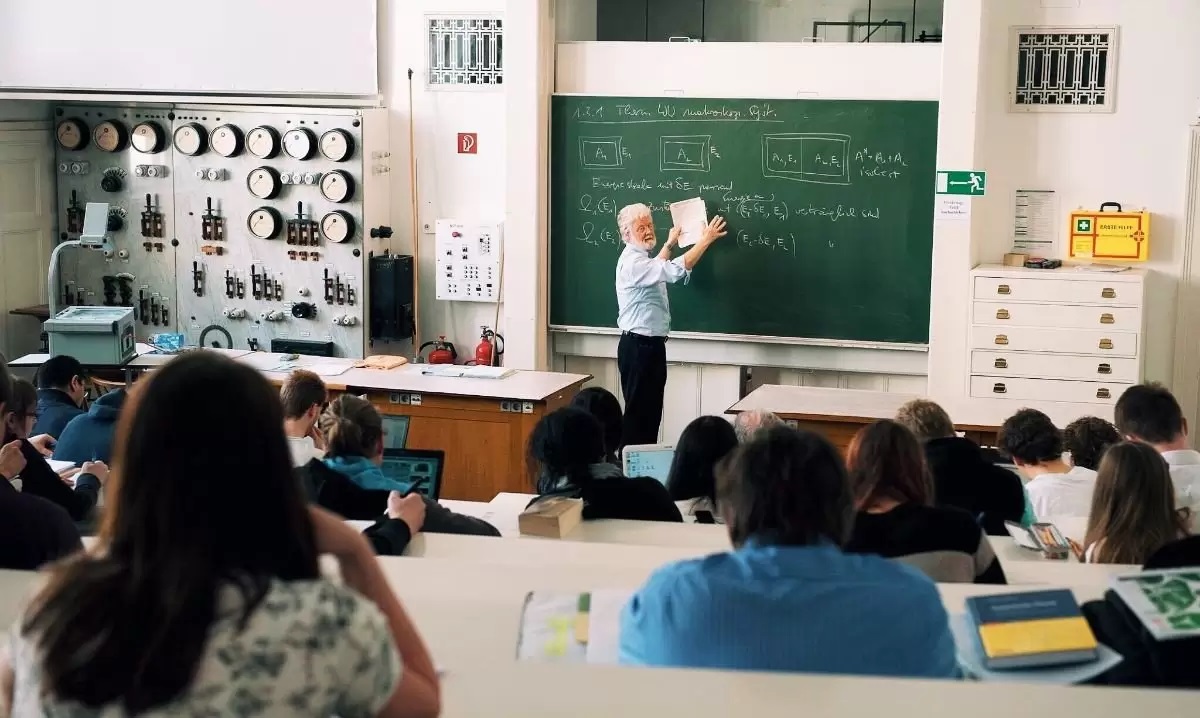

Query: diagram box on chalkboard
left=579, top=138, right=624, bottom=169
left=762, top=133, right=851, bottom=185
left=660, top=136, right=712, bottom=172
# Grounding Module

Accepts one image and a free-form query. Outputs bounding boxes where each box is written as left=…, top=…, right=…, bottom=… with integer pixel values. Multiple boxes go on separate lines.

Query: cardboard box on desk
left=518, top=497, right=583, bottom=538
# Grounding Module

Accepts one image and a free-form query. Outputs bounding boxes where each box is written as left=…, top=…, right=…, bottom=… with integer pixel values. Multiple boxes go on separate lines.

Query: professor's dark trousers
left=618, top=332, right=667, bottom=446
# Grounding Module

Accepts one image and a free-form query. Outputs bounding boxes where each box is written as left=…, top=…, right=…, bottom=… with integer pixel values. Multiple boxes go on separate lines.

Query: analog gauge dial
left=55, top=118, right=89, bottom=151
left=92, top=120, right=129, bottom=153
left=247, top=207, right=283, bottom=240
left=173, top=123, right=208, bottom=156
left=321, top=210, right=356, bottom=243
left=319, top=129, right=355, bottom=162
left=246, top=166, right=282, bottom=200
left=282, top=127, right=316, bottom=160
left=211, top=124, right=244, bottom=158
left=130, top=121, right=166, bottom=153
left=247, top=126, right=280, bottom=158
left=319, top=170, right=355, bottom=203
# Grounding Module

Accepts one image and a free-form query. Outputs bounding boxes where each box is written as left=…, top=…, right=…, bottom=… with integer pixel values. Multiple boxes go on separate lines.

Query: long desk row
left=8, top=349, right=591, bottom=502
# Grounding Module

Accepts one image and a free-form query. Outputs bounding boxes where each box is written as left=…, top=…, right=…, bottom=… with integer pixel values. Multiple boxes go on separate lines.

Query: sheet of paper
left=47, top=459, right=76, bottom=474
left=1013, top=189, right=1059, bottom=255
left=584, top=589, right=633, bottom=664
left=936, top=195, right=971, bottom=221
left=669, top=197, right=708, bottom=248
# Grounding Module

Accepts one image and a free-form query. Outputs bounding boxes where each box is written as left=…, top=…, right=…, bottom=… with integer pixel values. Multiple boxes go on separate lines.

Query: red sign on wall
left=457, top=132, right=478, bottom=154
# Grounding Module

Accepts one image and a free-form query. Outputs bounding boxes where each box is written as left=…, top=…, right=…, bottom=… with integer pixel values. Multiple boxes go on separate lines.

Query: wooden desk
left=729, top=385, right=1000, bottom=453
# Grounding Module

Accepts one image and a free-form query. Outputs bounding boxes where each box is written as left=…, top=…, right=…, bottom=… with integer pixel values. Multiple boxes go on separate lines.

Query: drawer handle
left=1099, top=338, right=1114, bottom=350
left=994, top=334, right=1009, bottom=346
left=995, top=308, right=1010, bottom=320
left=1097, top=388, right=1111, bottom=399
left=1100, top=313, right=1115, bottom=324
left=997, top=284, right=1011, bottom=295
left=1101, top=287, right=1116, bottom=299
left=992, top=383, right=1008, bottom=394
left=994, top=357, right=1009, bottom=369
left=1097, top=363, right=1112, bottom=375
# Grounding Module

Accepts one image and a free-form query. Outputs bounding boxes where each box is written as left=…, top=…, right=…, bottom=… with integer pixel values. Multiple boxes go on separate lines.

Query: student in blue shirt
left=619, top=425, right=960, bottom=678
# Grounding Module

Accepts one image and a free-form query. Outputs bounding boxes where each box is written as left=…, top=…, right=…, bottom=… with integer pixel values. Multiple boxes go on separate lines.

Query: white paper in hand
left=669, top=197, right=708, bottom=248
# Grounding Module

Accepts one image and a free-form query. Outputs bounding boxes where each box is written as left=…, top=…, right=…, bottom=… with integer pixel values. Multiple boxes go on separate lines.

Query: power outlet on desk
left=499, top=400, right=532, bottom=413
left=388, top=392, right=423, bottom=406
left=522, top=402, right=533, bottom=414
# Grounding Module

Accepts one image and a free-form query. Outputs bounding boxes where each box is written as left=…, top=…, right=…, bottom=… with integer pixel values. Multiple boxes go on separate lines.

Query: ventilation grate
left=426, top=16, right=503, bottom=89
left=1009, top=26, right=1118, bottom=113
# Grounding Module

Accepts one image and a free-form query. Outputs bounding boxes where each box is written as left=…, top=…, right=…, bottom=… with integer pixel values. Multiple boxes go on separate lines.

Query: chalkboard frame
left=549, top=93, right=938, bottom=348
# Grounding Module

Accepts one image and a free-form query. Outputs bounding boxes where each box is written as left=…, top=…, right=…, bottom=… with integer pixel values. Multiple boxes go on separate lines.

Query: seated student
left=844, top=420, right=1005, bottom=584
left=528, top=407, right=682, bottom=522
left=895, top=399, right=1026, bottom=534
left=52, top=388, right=127, bottom=465
left=281, top=369, right=328, bottom=467
left=0, top=358, right=83, bottom=570
left=31, top=355, right=88, bottom=439
left=1114, top=383, right=1200, bottom=512
left=999, top=408, right=1094, bottom=520
left=1063, top=416, right=1120, bottom=471
left=2, top=379, right=105, bottom=522
left=619, top=425, right=959, bottom=677
left=0, top=352, right=440, bottom=717
left=732, top=409, right=783, bottom=443
left=297, top=394, right=500, bottom=544
left=666, top=415, right=738, bottom=523
left=1080, top=441, right=1190, bottom=565
left=571, top=387, right=624, bottom=465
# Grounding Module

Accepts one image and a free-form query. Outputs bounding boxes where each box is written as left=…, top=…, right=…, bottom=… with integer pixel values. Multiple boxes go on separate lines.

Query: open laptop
left=380, top=448, right=444, bottom=500
left=381, top=414, right=411, bottom=450
left=622, top=444, right=675, bottom=485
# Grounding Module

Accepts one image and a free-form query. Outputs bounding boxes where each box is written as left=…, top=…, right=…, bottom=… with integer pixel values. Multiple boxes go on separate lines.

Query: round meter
left=248, top=207, right=283, bottom=240
left=130, top=121, right=166, bottom=153
left=247, top=126, right=280, bottom=159
left=319, top=129, right=355, bottom=162
left=282, top=127, right=316, bottom=160
left=211, top=124, right=244, bottom=158
left=92, top=120, right=129, bottom=153
left=246, top=166, right=282, bottom=200
left=321, top=210, right=356, bottom=243
left=55, top=118, right=89, bottom=151
left=173, top=123, right=208, bottom=156
left=319, top=170, right=355, bottom=203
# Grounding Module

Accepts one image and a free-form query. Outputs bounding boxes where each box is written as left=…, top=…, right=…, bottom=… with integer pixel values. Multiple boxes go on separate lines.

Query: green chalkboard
left=549, top=95, right=939, bottom=344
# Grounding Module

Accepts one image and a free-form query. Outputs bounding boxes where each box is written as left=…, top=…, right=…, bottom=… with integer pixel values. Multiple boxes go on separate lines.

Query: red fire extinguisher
left=473, top=326, right=505, bottom=366
left=418, top=335, right=458, bottom=364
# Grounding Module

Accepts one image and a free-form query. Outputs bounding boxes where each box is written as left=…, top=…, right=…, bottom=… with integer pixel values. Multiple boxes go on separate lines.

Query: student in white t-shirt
left=1114, top=383, right=1200, bottom=516
left=281, top=370, right=328, bottom=468
left=998, top=408, right=1096, bottom=520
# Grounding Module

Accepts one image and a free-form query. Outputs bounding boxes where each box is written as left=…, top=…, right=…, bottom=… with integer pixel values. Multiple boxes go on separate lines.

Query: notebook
left=964, top=589, right=1098, bottom=670
left=622, top=444, right=675, bottom=485
left=1109, top=569, right=1200, bottom=641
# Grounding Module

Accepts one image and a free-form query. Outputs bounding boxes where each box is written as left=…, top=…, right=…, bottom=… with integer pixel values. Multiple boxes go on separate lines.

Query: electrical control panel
left=435, top=219, right=502, bottom=303
left=53, top=104, right=391, bottom=357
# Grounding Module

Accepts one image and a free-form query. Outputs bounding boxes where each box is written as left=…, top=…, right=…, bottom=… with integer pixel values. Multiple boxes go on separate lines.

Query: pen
left=403, top=478, right=428, bottom=497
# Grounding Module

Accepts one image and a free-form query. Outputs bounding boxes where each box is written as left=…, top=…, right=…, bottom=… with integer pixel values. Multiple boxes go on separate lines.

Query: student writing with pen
left=294, top=394, right=500, bottom=555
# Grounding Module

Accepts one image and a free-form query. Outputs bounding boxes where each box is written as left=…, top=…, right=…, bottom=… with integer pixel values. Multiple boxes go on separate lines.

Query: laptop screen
left=623, top=446, right=675, bottom=485
left=379, top=449, right=443, bottom=499
left=381, top=415, right=410, bottom=450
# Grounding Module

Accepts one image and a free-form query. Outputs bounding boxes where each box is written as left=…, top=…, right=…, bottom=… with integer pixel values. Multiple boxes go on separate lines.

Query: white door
left=0, top=124, right=54, bottom=360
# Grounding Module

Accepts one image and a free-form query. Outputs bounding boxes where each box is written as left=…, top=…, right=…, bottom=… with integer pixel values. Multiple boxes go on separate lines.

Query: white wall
left=380, top=0, right=509, bottom=358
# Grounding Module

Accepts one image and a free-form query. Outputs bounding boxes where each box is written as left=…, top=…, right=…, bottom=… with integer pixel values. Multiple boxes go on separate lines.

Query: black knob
left=106, top=214, right=123, bottom=231
left=370, top=225, right=394, bottom=239
left=100, top=174, right=123, bottom=192
left=291, top=302, right=316, bottom=319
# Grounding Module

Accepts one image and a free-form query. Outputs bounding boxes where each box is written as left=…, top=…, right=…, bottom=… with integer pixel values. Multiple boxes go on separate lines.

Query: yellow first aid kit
left=1069, top=202, right=1150, bottom=262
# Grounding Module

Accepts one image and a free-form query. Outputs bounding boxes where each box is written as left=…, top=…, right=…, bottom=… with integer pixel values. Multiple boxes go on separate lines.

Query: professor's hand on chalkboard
left=702, top=215, right=728, bottom=244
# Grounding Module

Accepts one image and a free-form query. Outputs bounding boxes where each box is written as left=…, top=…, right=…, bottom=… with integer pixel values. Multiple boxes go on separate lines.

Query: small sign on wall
left=457, top=133, right=478, bottom=154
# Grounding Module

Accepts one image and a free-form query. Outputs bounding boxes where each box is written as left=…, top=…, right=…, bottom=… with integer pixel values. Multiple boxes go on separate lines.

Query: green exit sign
left=936, top=170, right=987, bottom=196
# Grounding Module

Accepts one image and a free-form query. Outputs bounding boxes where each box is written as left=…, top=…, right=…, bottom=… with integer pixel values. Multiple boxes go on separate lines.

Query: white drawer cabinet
left=968, top=265, right=1146, bottom=418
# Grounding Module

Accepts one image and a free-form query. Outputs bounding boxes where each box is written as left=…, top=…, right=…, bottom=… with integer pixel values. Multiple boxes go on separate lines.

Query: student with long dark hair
left=620, top=426, right=958, bottom=676
left=0, top=353, right=440, bottom=717
left=1081, top=441, right=1191, bottom=564
left=844, top=420, right=1005, bottom=584
left=528, top=407, right=681, bottom=522
left=666, top=415, right=738, bottom=523
left=570, top=387, right=624, bottom=465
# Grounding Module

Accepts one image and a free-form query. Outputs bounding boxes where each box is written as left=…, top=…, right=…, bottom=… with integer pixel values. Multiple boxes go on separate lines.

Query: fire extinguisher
left=418, top=335, right=458, bottom=364
left=472, top=326, right=505, bottom=366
